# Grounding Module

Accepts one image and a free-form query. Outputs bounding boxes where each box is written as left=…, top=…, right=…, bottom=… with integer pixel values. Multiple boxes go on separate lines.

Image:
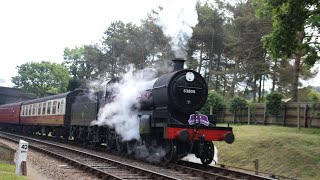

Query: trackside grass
left=214, top=125, right=320, bottom=179
left=0, top=162, right=27, bottom=180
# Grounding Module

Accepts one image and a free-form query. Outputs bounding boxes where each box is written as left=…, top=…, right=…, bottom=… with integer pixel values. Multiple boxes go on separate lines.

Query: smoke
left=156, top=0, right=198, bottom=58
left=213, top=144, right=218, bottom=165
left=91, top=67, right=157, bottom=141
left=133, top=144, right=167, bottom=163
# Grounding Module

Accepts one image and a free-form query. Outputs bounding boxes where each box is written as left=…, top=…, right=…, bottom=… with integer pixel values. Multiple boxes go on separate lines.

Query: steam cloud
left=156, top=0, right=198, bottom=58
left=91, top=67, right=157, bottom=141
left=213, top=145, right=218, bottom=165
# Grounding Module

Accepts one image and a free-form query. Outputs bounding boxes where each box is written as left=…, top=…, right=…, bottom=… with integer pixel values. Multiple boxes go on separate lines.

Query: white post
left=16, top=140, right=28, bottom=175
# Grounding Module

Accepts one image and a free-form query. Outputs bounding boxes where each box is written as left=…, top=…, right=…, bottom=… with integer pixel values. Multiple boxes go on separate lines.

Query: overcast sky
left=0, top=0, right=198, bottom=87
left=0, top=0, right=319, bottom=88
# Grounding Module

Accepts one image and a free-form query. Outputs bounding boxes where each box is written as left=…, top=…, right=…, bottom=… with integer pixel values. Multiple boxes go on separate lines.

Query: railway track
left=0, top=131, right=276, bottom=179
left=0, top=131, right=176, bottom=180
left=172, top=161, right=276, bottom=180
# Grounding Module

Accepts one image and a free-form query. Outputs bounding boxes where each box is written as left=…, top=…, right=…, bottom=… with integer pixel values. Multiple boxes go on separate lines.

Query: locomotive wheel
left=200, top=141, right=214, bottom=165
left=162, top=140, right=177, bottom=164
left=127, top=140, right=138, bottom=155
left=116, top=135, right=126, bottom=153
left=105, top=129, right=115, bottom=151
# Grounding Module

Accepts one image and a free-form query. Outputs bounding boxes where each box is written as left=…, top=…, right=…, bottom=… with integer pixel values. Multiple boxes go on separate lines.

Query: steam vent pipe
left=172, top=58, right=185, bottom=71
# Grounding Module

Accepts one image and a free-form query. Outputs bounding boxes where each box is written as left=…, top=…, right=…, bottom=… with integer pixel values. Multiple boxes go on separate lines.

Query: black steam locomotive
left=0, top=58, right=234, bottom=165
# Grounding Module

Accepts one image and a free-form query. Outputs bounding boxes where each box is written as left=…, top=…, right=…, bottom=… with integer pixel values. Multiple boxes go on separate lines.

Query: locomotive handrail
left=176, top=86, right=203, bottom=89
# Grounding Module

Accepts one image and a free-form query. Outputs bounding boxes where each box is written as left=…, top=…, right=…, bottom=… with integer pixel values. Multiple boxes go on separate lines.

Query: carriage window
left=29, top=105, right=32, bottom=115
left=52, top=101, right=57, bottom=114
left=60, top=100, right=64, bottom=114
left=25, top=106, right=28, bottom=116
left=57, top=102, right=60, bottom=114
left=35, top=104, right=38, bottom=115
left=38, top=103, right=42, bottom=115
left=31, top=104, right=36, bottom=115
left=47, top=102, right=52, bottom=115
left=23, top=106, right=25, bottom=116
left=42, top=102, right=47, bottom=115
left=21, top=106, right=24, bottom=116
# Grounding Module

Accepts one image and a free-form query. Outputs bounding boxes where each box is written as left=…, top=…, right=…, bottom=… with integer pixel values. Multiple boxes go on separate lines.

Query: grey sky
left=0, top=0, right=319, bottom=88
left=0, top=0, right=197, bottom=87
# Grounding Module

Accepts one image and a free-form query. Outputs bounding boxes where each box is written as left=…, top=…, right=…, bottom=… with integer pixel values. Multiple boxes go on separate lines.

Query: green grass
left=0, top=162, right=28, bottom=180
left=215, top=125, right=320, bottom=179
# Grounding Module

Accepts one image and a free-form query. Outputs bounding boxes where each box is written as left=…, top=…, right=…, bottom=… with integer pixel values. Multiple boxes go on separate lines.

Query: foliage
left=188, top=1, right=226, bottom=90
left=12, top=61, right=70, bottom=97
left=67, top=78, right=84, bottom=91
left=63, top=44, right=105, bottom=80
left=201, top=91, right=225, bottom=114
left=63, top=10, right=173, bottom=81
left=265, top=92, right=283, bottom=115
left=57, top=1, right=318, bottom=100
left=261, top=0, right=320, bottom=101
left=188, top=0, right=272, bottom=100
left=262, top=0, right=320, bottom=60
left=247, top=101, right=258, bottom=115
left=101, top=14, right=173, bottom=78
left=228, top=96, right=248, bottom=113
left=298, top=87, right=320, bottom=102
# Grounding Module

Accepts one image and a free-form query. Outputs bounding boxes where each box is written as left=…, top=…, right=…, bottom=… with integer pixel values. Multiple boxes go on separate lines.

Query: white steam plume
left=213, top=145, right=218, bottom=165
left=91, top=67, right=157, bottom=141
left=156, top=0, right=198, bottom=58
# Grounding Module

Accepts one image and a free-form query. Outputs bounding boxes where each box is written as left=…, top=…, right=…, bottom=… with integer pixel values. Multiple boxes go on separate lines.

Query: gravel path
left=0, top=138, right=99, bottom=180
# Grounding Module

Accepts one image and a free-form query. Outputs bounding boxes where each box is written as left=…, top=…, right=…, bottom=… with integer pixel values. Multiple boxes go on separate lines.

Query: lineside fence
left=211, top=102, right=320, bottom=128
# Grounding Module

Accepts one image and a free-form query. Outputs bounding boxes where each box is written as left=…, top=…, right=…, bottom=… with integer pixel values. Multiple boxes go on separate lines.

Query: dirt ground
left=0, top=138, right=98, bottom=180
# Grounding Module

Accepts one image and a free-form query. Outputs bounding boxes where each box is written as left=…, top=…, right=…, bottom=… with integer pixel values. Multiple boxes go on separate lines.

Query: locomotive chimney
left=172, top=58, right=185, bottom=71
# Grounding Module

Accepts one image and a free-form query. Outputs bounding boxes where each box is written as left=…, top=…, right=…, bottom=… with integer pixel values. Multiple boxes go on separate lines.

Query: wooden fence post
left=264, top=103, right=267, bottom=125
left=22, top=161, right=27, bottom=176
left=248, top=106, right=251, bottom=125
left=297, top=103, right=300, bottom=130
left=304, top=104, right=308, bottom=128
left=282, top=104, right=286, bottom=126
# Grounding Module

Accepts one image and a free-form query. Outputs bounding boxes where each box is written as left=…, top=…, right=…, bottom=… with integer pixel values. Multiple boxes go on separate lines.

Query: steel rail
left=0, top=131, right=177, bottom=180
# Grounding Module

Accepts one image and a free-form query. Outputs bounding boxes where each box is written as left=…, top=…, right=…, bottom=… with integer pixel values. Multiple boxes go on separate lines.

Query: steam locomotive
left=0, top=58, right=234, bottom=165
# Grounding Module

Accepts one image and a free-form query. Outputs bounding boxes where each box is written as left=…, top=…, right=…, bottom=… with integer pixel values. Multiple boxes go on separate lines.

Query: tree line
left=12, top=0, right=320, bottom=102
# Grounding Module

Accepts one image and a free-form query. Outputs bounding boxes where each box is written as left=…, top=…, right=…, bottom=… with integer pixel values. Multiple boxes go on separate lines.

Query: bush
left=265, top=92, right=283, bottom=115
left=201, top=91, right=225, bottom=114
left=228, top=96, right=248, bottom=114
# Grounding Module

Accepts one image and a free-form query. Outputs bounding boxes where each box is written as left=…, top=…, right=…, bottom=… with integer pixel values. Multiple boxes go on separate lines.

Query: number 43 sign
left=16, top=140, right=28, bottom=175
left=21, top=144, right=28, bottom=150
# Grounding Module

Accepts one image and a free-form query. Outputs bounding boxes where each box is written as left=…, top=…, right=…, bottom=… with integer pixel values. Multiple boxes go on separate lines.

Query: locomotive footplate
left=164, top=124, right=235, bottom=144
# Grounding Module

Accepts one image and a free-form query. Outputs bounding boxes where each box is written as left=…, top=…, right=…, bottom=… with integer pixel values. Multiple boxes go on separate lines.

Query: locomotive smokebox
left=172, top=58, right=185, bottom=71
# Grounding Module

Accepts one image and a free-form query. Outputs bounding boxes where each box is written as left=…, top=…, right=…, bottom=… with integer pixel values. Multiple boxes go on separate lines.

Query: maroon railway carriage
left=0, top=102, right=22, bottom=128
